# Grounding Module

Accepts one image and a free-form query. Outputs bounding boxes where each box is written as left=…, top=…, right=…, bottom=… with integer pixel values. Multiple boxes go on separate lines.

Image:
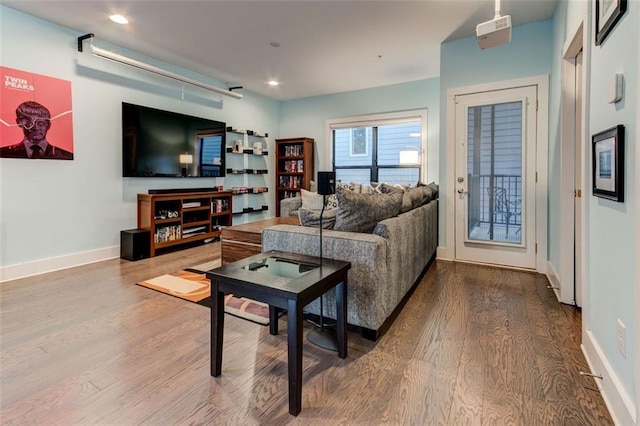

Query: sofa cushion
left=301, top=188, right=339, bottom=211
left=336, top=182, right=360, bottom=193
left=400, top=191, right=413, bottom=213
left=325, top=194, right=339, bottom=209
left=378, top=183, right=402, bottom=194
left=301, top=188, right=325, bottom=211
left=334, top=187, right=403, bottom=233
left=419, top=182, right=439, bottom=203
left=405, top=187, right=427, bottom=210
left=298, top=207, right=337, bottom=229
left=427, top=182, right=439, bottom=198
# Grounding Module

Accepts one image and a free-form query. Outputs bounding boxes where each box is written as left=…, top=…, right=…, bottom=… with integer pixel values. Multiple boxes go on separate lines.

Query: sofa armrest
left=280, top=197, right=302, bottom=217
left=262, top=224, right=392, bottom=330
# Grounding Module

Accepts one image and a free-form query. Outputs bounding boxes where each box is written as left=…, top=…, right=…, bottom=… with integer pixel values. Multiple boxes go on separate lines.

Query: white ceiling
left=2, top=0, right=558, bottom=100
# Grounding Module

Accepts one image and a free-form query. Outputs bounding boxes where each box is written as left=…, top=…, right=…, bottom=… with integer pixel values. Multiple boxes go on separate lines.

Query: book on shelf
left=283, top=144, right=302, bottom=157
left=278, top=175, right=301, bottom=188
left=212, top=199, right=229, bottom=213
left=231, top=186, right=248, bottom=194
left=155, top=225, right=181, bottom=243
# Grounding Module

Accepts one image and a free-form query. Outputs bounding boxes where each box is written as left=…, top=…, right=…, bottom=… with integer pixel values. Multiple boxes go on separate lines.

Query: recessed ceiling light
left=268, top=80, right=279, bottom=86
left=109, top=14, right=129, bottom=25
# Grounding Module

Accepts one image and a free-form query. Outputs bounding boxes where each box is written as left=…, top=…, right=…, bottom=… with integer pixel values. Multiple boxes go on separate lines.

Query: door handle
left=457, top=188, right=468, bottom=194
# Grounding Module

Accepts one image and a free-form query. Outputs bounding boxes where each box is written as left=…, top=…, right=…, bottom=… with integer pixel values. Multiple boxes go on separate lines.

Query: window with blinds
left=329, top=110, right=427, bottom=185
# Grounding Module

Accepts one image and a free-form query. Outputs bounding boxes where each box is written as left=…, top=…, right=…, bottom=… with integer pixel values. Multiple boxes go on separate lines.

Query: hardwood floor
left=0, top=242, right=613, bottom=425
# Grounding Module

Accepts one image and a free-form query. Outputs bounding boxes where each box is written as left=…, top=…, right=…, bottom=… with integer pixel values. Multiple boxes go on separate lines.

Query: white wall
left=0, top=6, right=280, bottom=280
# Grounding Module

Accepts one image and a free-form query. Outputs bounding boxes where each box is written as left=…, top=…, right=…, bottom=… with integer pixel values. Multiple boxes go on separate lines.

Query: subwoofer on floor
left=120, top=229, right=150, bottom=261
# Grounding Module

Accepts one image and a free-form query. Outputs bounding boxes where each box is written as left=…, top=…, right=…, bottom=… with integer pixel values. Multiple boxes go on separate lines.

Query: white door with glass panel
left=454, top=86, right=537, bottom=269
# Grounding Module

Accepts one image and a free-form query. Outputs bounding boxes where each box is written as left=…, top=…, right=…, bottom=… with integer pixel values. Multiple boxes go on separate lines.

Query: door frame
left=559, top=21, right=588, bottom=305
left=454, top=87, right=537, bottom=268
left=444, top=75, right=549, bottom=272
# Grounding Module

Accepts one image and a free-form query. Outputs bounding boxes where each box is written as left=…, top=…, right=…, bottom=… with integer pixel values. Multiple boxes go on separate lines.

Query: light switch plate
left=608, top=73, right=624, bottom=103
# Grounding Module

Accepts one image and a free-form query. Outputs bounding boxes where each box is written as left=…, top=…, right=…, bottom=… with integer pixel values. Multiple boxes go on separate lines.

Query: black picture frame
left=592, top=125, right=624, bottom=202
left=595, top=0, right=627, bottom=45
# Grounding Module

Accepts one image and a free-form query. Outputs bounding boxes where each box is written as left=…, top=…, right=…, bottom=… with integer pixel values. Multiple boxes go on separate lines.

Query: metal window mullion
left=371, top=127, right=378, bottom=182
left=332, top=129, right=336, bottom=171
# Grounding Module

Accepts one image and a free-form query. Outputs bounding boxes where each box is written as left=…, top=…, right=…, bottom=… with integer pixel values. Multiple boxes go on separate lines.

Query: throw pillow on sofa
left=301, top=188, right=325, bottom=210
left=298, top=208, right=337, bottom=229
left=378, top=183, right=427, bottom=212
left=301, top=188, right=338, bottom=211
left=417, top=181, right=439, bottom=203
left=334, top=187, right=403, bottom=233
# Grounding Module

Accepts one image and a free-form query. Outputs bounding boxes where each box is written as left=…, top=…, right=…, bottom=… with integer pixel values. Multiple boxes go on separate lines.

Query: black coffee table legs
left=211, top=282, right=224, bottom=377
left=210, top=269, right=349, bottom=416
left=287, top=299, right=303, bottom=415
left=335, top=281, right=347, bottom=359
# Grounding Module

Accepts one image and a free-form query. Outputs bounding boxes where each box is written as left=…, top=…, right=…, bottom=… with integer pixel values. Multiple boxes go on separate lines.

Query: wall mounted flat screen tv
left=122, top=102, right=226, bottom=178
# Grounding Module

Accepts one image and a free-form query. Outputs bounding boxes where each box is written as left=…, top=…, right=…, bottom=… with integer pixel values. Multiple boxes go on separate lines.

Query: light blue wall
left=547, top=3, right=569, bottom=272
left=0, top=6, right=280, bottom=267
left=439, top=19, right=554, bottom=251
left=585, top=0, right=637, bottom=406
left=539, top=0, right=637, bottom=411
left=280, top=78, right=440, bottom=183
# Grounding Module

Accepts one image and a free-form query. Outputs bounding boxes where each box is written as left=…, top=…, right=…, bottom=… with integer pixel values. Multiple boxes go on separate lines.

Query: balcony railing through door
left=467, top=174, right=522, bottom=243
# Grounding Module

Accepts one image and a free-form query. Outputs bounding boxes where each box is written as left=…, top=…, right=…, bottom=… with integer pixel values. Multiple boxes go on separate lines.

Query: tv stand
left=137, top=190, right=232, bottom=257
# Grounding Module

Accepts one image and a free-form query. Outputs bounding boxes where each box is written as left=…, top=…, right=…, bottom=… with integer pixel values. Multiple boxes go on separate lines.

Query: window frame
left=326, top=109, right=428, bottom=184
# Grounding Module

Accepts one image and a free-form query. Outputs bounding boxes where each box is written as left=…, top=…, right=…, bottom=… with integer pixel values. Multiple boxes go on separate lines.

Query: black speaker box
left=317, top=171, right=335, bottom=195
left=120, top=229, right=150, bottom=261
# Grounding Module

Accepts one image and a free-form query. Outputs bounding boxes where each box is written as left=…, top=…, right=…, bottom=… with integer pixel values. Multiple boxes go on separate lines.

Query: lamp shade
left=179, top=154, right=193, bottom=164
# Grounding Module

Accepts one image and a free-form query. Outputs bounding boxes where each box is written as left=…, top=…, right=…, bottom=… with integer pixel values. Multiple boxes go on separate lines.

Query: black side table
left=206, top=250, right=351, bottom=416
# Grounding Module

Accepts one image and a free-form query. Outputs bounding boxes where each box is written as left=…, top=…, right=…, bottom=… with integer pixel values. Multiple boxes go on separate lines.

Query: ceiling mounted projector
left=476, top=0, right=512, bottom=49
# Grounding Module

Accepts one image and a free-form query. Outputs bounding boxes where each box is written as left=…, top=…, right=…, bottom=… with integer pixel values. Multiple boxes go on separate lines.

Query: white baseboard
left=582, top=329, right=636, bottom=426
left=0, top=246, right=120, bottom=283
left=546, top=261, right=562, bottom=302
left=436, top=245, right=454, bottom=261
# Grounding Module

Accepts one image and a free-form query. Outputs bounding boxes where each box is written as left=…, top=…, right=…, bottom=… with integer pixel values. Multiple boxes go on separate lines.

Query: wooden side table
left=221, top=216, right=299, bottom=264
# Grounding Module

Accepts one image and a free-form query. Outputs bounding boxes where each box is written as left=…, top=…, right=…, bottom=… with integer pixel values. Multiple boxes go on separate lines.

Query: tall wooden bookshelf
left=275, top=137, right=314, bottom=216
left=137, top=190, right=233, bottom=257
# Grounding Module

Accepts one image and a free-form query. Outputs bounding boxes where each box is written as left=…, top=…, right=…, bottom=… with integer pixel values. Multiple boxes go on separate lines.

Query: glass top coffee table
left=206, top=250, right=351, bottom=416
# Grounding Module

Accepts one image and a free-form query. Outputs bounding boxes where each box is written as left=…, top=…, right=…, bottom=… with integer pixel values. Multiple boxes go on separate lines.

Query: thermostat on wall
left=608, top=73, right=624, bottom=103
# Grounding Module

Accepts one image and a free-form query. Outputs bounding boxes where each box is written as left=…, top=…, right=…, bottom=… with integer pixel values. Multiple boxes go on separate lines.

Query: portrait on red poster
left=1, top=66, right=74, bottom=160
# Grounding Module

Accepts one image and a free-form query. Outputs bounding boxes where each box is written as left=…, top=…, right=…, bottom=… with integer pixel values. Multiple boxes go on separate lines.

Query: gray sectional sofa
left=262, top=185, right=438, bottom=340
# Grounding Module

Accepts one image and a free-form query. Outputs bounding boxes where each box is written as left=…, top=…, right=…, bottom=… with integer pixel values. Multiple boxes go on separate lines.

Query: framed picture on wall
left=592, top=125, right=624, bottom=202
left=595, top=0, right=627, bottom=45
left=0, top=66, right=74, bottom=160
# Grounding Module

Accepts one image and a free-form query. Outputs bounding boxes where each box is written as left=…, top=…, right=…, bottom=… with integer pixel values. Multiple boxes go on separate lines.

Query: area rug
left=137, top=259, right=270, bottom=325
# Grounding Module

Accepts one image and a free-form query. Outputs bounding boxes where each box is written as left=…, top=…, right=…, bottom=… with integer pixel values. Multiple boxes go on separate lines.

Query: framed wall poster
left=0, top=66, right=74, bottom=160
left=592, top=125, right=624, bottom=202
left=595, top=0, right=627, bottom=45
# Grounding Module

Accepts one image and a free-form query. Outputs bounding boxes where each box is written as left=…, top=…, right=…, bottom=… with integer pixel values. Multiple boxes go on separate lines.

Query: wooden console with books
left=137, top=190, right=233, bottom=257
